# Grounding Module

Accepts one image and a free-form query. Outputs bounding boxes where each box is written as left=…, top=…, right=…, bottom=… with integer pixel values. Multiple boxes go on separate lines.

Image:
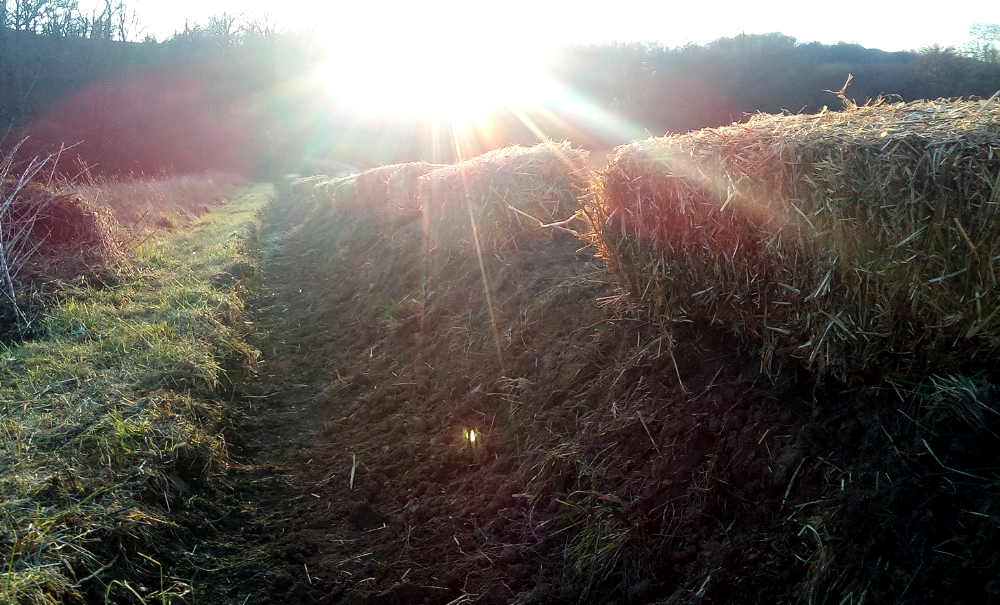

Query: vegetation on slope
left=0, top=183, right=269, bottom=604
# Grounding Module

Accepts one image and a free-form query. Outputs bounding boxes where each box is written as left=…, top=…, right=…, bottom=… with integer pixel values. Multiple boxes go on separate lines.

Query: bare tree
left=0, top=0, right=125, bottom=37
left=40, top=0, right=85, bottom=37
left=85, top=0, right=114, bottom=39
left=207, top=12, right=238, bottom=46
left=114, top=1, right=141, bottom=41
left=239, top=13, right=277, bottom=42
left=966, top=23, right=1000, bottom=63
left=8, top=0, right=48, bottom=32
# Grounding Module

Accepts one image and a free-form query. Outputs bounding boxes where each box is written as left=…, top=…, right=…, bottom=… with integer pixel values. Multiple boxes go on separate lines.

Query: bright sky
left=100, top=0, right=1000, bottom=156
left=123, top=0, right=1000, bottom=52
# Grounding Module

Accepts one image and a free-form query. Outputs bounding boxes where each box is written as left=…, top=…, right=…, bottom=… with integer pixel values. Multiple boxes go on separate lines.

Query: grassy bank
left=0, top=184, right=271, bottom=604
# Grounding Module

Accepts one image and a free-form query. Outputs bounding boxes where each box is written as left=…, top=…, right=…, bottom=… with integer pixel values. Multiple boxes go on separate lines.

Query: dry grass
left=0, top=185, right=269, bottom=604
left=1, top=149, right=125, bottom=339
left=420, top=141, right=591, bottom=253
left=71, top=171, right=239, bottom=239
left=593, top=98, right=1000, bottom=381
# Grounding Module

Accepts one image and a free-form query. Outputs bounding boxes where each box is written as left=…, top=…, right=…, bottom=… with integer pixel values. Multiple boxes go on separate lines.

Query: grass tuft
left=921, top=374, right=999, bottom=431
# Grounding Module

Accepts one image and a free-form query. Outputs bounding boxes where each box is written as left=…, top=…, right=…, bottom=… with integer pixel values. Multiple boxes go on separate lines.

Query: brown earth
left=201, top=186, right=1000, bottom=605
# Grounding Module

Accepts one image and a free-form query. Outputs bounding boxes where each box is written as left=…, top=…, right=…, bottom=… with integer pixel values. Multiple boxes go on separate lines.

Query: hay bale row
left=316, top=142, right=591, bottom=252
left=313, top=174, right=355, bottom=201
left=595, top=99, right=1000, bottom=381
left=324, top=162, right=441, bottom=217
left=419, top=141, right=590, bottom=252
left=286, top=174, right=328, bottom=199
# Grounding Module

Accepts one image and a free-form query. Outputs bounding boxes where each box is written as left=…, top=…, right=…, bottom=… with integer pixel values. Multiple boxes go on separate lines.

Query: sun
left=315, top=13, right=555, bottom=119
left=305, top=4, right=645, bottom=160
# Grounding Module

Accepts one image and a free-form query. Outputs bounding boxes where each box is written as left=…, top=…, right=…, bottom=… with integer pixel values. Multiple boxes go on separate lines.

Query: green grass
left=552, top=490, right=635, bottom=593
left=0, top=183, right=270, bottom=604
left=918, top=374, right=999, bottom=432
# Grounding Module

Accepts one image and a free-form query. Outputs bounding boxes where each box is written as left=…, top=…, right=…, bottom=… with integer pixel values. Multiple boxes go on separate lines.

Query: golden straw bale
left=595, top=98, right=1000, bottom=381
left=349, top=162, right=440, bottom=217
left=387, top=162, right=444, bottom=215
left=352, top=165, right=394, bottom=210
left=333, top=176, right=358, bottom=207
left=314, top=176, right=354, bottom=202
left=419, top=141, right=590, bottom=252
left=288, top=174, right=327, bottom=198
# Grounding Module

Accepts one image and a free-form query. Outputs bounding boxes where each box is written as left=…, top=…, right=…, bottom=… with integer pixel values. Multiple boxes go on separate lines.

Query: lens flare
left=307, top=9, right=650, bottom=167
left=318, top=29, right=553, bottom=120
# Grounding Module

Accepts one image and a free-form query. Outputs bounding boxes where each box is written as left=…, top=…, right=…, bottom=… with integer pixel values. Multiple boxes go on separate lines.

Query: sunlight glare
left=317, top=11, right=553, bottom=118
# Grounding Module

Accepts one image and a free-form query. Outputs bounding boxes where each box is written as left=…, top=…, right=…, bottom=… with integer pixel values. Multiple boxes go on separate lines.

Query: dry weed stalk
left=0, top=142, right=68, bottom=332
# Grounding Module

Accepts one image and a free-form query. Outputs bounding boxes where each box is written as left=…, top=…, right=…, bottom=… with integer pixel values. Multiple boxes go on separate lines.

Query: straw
left=593, top=98, right=1000, bottom=381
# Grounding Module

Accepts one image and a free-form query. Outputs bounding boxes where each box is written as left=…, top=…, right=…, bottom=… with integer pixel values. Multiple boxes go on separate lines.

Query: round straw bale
left=342, top=163, right=439, bottom=218
left=419, top=141, right=590, bottom=254
left=288, top=174, right=327, bottom=198
left=595, top=99, right=1000, bottom=381
left=334, top=176, right=358, bottom=208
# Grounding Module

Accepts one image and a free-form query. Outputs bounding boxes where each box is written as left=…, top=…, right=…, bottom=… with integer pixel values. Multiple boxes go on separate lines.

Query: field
left=3, top=99, right=1000, bottom=605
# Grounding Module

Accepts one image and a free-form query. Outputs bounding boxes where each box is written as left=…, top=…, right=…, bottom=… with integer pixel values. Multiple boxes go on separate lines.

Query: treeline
left=1, top=8, right=999, bottom=175
left=0, top=5, right=321, bottom=175
left=312, top=35, right=1000, bottom=165
left=545, top=34, right=1000, bottom=140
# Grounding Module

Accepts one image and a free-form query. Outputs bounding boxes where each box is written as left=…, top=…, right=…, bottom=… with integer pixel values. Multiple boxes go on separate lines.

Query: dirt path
left=172, top=195, right=330, bottom=605
left=218, top=186, right=636, bottom=605
left=235, top=194, right=539, bottom=605
left=224, top=185, right=806, bottom=605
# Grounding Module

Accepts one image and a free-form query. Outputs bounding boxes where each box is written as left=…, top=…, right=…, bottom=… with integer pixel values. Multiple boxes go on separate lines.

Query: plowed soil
left=205, top=189, right=1000, bottom=605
